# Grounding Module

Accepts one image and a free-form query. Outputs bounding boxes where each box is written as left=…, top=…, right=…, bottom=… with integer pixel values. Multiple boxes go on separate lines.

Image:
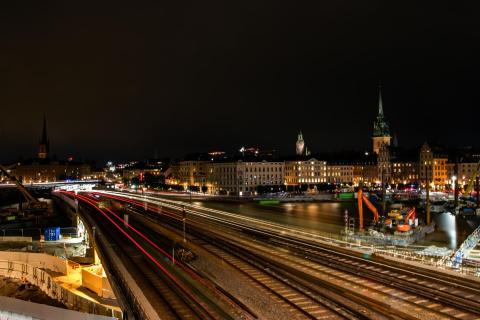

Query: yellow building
left=284, top=158, right=326, bottom=186
left=419, top=143, right=448, bottom=190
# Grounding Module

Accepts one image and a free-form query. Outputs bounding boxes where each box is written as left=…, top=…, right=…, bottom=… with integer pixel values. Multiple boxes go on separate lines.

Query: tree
left=188, top=185, right=200, bottom=192
left=144, top=172, right=165, bottom=188
left=131, top=177, right=140, bottom=186
left=201, top=185, right=208, bottom=194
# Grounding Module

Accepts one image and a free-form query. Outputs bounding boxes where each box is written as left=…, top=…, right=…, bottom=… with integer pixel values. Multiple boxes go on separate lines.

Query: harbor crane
left=0, top=165, right=48, bottom=212
left=357, top=188, right=379, bottom=230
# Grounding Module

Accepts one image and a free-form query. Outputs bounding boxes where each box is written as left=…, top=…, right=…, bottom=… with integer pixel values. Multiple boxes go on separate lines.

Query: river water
left=190, top=200, right=480, bottom=250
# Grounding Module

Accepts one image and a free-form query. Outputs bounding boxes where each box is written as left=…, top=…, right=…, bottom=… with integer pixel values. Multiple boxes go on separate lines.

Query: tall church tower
left=296, top=131, right=305, bottom=156
left=372, top=87, right=391, bottom=154
left=38, top=114, right=49, bottom=159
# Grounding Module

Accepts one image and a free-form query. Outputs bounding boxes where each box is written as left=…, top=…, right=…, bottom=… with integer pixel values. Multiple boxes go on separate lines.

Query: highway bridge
left=53, top=189, right=480, bottom=320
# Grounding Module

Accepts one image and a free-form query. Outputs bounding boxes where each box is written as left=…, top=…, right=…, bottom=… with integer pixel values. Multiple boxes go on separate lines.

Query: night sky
left=1, top=2, right=479, bottom=164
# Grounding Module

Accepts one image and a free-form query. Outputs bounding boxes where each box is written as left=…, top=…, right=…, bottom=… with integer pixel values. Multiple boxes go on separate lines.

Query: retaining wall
left=0, top=252, right=119, bottom=318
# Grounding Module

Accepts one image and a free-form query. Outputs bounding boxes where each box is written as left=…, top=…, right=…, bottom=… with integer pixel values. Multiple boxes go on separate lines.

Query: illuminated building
left=419, top=142, right=448, bottom=190
left=8, top=114, right=91, bottom=183
left=296, top=131, right=305, bottom=156
left=326, top=163, right=354, bottom=184
left=378, top=145, right=419, bottom=185
left=284, top=158, right=327, bottom=186
left=208, top=160, right=284, bottom=195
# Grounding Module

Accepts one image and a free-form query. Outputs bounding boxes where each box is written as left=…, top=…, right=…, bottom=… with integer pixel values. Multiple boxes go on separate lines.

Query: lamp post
left=452, top=175, right=458, bottom=208
left=425, top=163, right=430, bottom=226
left=381, top=166, right=386, bottom=215
left=182, top=205, right=186, bottom=243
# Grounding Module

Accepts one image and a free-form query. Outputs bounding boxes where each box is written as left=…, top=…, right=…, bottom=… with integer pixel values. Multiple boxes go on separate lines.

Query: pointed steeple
left=372, top=86, right=390, bottom=138
left=372, top=85, right=391, bottom=154
left=38, top=114, right=49, bottom=159
left=378, top=85, right=384, bottom=117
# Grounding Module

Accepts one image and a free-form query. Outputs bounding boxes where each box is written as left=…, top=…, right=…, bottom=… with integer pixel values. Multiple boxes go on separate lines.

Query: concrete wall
left=0, top=296, right=115, bottom=320
left=0, top=251, right=67, bottom=274
left=0, top=252, right=119, bottom=318
left=0, top=236, right=32, bottom=242
left=82, top=268, right=103, bottom=297
left=82, top=266, right=115, bottom=300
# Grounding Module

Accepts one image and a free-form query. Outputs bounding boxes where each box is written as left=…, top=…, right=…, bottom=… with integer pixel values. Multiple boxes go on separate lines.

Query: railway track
left=200, top=241, right=355, bottom=320
left=267, top=236, right=480, bottom=317
left=91, top=192, right=480, bottom=319
left=187, top=226, right=469, bottom=320
left=76, top=194, right=234, bottom=320
left=117, top=198, right=407, bottom=319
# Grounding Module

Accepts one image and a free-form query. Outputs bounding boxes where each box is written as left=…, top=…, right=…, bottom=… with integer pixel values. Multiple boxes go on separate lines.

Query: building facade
left=326, top=163, right=354, bottom=184
left=8, top=115, right=91, bottom=183
left=207, top=160, right=284, bottom=195
left=177, top=160, right=210, bottom=188
left=284, top=158, right=327, bottom=186
left=12, top=161, right=91, bottom=183
left=419, top=143, right=448, bottom=190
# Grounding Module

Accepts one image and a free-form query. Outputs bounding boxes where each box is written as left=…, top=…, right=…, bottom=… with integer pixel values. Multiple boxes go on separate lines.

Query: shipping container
left=44, top=227, right=61, bottom=241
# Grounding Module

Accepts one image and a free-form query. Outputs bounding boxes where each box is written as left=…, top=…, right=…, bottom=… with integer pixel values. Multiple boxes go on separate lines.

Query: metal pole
left=92, top=226, right=96, bottom=248
left=476, top=176, right=480, bottom=207
left=426, top=166, right=430, bottom=225
left=358, top=182, right=363, bottom=231
left=454, top=159, right=459, bottom=208
left=182, top=206, right=186, bottom=243
left=381, top=167, right=386, bottom=215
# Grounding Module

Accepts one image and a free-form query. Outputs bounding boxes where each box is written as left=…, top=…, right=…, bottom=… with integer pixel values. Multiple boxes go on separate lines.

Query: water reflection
left=196, top=201, right=479, bottom=249
left=432, top=212, right=457, bottom=249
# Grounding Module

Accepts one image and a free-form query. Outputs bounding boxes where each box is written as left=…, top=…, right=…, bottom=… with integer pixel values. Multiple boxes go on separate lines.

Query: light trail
left=62, top=191, right=220, bottom=319
left=93, top=190, right=480, bottom=294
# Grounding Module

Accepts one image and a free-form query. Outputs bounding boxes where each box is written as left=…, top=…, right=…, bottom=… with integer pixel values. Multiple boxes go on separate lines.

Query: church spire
left=38, top=114, right=49, bottom=159
left=372, top=85, right=391, bottom=154
left=378, top=85, right=384, bottom=117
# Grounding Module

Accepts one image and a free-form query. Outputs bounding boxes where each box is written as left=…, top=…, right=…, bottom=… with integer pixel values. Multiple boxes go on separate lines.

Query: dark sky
left=1, top=1, right=479, bottom=164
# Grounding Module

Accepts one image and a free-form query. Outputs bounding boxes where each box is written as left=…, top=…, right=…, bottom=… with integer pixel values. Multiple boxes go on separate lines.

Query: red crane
left=358, top=188, right=379, bottom=230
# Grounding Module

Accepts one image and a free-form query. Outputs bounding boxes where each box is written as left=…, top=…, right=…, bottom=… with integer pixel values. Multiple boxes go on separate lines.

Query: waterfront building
left=326, top=163, right=354, bottom=184
left=352, top=161, right=378, bottom=185
left=419, top=142, right=448, bottom=190
left=9, top=115, right=91, bottom=183
left=177, top=159, right=210, bottom=188
left=446, top=154, right=480, bottom=190
left=378, top=145, right=419, bottom=186
left=207, top=160, right=284, bottom=195
left=284, top=158, right=327, bottom=186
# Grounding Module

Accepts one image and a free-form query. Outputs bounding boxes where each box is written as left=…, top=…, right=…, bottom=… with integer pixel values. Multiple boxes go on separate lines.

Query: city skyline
left=1, top=2, right=480, bottom=163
